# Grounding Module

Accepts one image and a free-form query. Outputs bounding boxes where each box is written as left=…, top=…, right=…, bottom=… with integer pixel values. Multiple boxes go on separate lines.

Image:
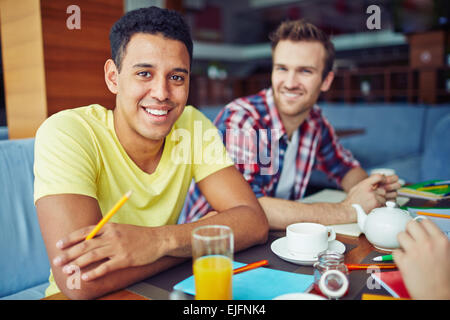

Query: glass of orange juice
left=192, top=225, right=234, bottom=300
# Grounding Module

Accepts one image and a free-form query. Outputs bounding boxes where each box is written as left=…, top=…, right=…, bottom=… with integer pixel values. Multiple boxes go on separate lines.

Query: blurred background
left=0, top=0, right=448, bottom=182
left=1, top=0, right=449, bottom=301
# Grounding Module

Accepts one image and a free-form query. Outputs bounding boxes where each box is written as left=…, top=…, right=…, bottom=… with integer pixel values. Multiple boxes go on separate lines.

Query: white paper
left=300, top=189, right=361, bottom=236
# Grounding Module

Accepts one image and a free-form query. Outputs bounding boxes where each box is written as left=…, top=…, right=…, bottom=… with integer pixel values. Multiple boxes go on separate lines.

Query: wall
left=0, top=0, right=48, bottom=139
left=0, top=0, right=123, bottom=139
left=41, top=0, right=122, bottom=116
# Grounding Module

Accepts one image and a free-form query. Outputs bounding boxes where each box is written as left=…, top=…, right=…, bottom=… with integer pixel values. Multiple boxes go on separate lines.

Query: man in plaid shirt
left=180, top=19, right=400, bottom=229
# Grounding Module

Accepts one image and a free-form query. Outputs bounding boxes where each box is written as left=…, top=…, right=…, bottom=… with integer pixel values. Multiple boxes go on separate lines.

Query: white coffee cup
left=370, top=168, right=396, bottom=176
left=286, top=223, right=336, bottom=257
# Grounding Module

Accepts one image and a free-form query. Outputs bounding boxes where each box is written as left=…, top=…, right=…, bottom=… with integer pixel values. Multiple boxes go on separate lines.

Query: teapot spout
left=352, top=204, right=367, bottom=233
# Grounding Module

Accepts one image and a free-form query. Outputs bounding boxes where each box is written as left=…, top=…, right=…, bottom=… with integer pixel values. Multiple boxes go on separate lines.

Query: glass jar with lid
left=313, top=251, right=349, bottom=299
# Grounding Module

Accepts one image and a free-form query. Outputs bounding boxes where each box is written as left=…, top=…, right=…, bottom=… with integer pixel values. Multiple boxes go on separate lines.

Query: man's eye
left=138, top=71, right=151, bottom=78
left=170, top=75, right=184, bottom=82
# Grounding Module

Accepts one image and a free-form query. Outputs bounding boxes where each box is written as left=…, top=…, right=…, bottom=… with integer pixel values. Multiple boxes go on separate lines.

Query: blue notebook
left=173, top=261, right=314, bottom=300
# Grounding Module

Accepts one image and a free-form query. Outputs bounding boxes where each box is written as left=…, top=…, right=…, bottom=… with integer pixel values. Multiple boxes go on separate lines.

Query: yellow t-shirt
left=34, top=104, right=233, bottom=296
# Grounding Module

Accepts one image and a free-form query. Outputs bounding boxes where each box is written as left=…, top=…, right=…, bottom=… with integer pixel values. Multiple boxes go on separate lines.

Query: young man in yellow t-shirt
left=34, top=6, right=268, bottom=300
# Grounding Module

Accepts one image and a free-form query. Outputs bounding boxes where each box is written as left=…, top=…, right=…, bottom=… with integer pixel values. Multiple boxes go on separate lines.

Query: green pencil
left=373, top=254, right=393, bottom=262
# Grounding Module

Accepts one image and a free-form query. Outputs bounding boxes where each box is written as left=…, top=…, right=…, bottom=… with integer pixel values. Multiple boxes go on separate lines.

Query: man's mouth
left=141, top=106, right=172, bottom=122
left=281, top=91, right=304, bottom=98
left=143, top=107, right=169, bottom=116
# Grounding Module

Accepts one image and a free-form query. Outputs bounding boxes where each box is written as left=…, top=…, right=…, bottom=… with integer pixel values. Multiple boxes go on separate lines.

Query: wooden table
left=44, top=197, right=449, bottom=301
left=42, top=233, right=384, bottom=300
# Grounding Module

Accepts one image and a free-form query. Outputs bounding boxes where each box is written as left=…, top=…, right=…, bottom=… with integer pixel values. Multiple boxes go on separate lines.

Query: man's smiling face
left=111, top=32, right=190, bottom=143
left=271, top=40, right=333, bottom=125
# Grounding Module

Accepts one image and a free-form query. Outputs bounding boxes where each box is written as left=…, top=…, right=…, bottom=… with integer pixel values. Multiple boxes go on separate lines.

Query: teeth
left=283, top=92, right=301, bottom=98
left=144, top=108, right=168, bottom=116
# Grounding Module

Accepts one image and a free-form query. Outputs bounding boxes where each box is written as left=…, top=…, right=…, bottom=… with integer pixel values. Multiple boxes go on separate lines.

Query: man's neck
left=280, top=109, right=311, bottom=140
left=113, top=110, right=165, bottom=175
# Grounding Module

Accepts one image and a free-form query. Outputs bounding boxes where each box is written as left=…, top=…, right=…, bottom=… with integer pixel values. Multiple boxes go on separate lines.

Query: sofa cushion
left=0, top=138, right=50, bottom=298
left=319, top=103, right=426, bottom=169
left=0, top=282, right=47, bottom=300
left=368, top=154, right=423, bottom=183
left=421, top=113, right=450, bottom=181
left=422, top=105, right=450, bottom=148
left=0, top=126, right=8, bottom=140
left=198, top=105, right=224, bottom=122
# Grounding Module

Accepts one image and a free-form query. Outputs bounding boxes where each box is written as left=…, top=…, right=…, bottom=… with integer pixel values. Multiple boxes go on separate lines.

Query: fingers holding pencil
left=55, top=190, right=133, bottom=256
left=85, top=190, right=133, bottom=241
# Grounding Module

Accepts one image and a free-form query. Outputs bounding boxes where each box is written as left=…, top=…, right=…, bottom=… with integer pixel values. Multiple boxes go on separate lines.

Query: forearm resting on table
left=164, top=205, right=268, bottom=257
left=258, top=196, right=356, bottom=230
left=55, top=256, right=186, bottom=300
left=53, top=205, right=267, bottom=300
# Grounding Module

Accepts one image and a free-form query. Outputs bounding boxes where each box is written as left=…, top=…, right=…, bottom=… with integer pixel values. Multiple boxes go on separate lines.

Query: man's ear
left=320, top=71, right=335, bottom=92
left=104, top=59, right=119, bottom=94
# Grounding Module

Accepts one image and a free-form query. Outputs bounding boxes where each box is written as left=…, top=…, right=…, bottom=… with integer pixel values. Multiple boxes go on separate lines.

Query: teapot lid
left=386, top=201, right=396, bottom=208
left=374, top=201, right=408, bottom=215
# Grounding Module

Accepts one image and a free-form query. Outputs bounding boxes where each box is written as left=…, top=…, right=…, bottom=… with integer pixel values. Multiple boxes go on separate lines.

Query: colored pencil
left=373, top=254, right=393, bottom=262
left=423, top=180, right=450, bottom=187
left=416, top=211, right=450, bottom=219
left=85, top=190, right=133, bottom=241
left=417, top=185, right=448, bottom=191
left=233, top=260, right=268, bottom=275
left=345, top=263, right=396, bottom=271
left=362, top=293, right=409, bottom=300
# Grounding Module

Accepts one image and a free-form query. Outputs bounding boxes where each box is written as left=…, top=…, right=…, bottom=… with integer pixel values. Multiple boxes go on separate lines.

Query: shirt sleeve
left=215, top=104, right=270, bottom=198
left=191, top=110, right=234, bottom=183
left=313, top=115, right=360, bottom=185
left=34, top=112, right=100, bottom=203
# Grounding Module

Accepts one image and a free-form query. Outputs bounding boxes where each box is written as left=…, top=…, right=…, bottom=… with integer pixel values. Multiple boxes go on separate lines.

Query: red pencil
left=346, top=263, right=397, bottom=271
left=233, top=260, right=269, bottom=275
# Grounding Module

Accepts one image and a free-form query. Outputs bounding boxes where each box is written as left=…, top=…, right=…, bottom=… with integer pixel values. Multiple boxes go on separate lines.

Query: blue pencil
left=423, top=180, right=450, bottom=187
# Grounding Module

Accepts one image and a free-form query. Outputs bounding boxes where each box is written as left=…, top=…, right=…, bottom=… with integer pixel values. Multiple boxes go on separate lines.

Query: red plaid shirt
left=178, top=88, right=360, bottom=223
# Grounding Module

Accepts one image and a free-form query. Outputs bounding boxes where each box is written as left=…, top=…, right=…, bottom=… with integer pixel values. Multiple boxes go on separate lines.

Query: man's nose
left=150, top=75, right=169, bottom=102
left=284, top=71, right=298, bottom=89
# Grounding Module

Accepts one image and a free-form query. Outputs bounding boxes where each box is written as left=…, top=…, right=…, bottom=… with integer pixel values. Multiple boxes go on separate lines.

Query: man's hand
left=342, top=174, right=387, bottom=216
left=377, top=174, right=401, bottom=201
left=393, top=219, right=450, bottom=300
left=52, top=223, right=170, bottom=282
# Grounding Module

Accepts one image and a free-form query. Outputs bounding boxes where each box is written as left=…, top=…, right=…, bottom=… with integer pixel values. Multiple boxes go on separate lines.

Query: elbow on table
left=254, top=207, right=269, bottom=245
left=61, top=288, right=96, bottom=300
left=58, top=281, right=107, bottom=300
left=54, top=273, right=114, bottom=300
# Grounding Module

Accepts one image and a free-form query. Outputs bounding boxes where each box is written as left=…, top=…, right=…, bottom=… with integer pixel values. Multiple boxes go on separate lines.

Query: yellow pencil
left=417, top=185, right=448, bottom=191
left=416, top=211, right=450, bottom=219
left=85, top=190, right=133, bottom=240
left=362, top=293, right=409, bottom=300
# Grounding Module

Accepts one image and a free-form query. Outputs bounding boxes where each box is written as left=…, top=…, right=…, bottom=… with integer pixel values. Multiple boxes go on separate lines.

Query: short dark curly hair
left=109, top=6, right=193, bottom=72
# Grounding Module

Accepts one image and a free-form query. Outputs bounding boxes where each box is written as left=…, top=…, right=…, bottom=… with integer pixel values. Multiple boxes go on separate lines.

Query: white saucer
left=270, top=237, right=346, bottom=266
left=373, top=245, right=394, bottom=252
left=273, top=293, right=326, bottom=300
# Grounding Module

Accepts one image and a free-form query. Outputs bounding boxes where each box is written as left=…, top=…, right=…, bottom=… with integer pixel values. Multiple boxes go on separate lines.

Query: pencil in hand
left=85, top=190, right=133, bottom=241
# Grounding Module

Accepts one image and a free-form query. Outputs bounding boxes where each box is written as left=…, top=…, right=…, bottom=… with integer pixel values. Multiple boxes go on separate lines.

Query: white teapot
left=352, top=201, right=421, bottom=251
